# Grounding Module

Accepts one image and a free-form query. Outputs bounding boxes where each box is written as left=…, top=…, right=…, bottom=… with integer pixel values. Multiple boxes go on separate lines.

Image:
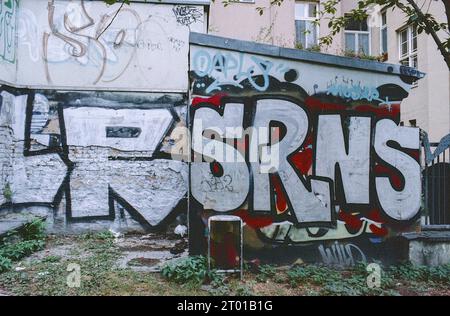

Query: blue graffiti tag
left=326, top=77, right=394, bottom=106
left=422, top=131, right=450, bottom=165
left=192, top=50, right=273, bottom=93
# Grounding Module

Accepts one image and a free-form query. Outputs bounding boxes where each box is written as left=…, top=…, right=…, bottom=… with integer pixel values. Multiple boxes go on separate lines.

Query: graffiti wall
left=15, top=0, right=205, bottom=91
left=0, top=0, right=428, bottom=265
left=188, top=36, right=423, bottom=265
left=0, top=0, right=18, bottom=83
left=0, top=86, right=189, bottom=232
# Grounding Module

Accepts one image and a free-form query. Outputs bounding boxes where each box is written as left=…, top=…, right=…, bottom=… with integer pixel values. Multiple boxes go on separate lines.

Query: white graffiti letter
left=316, top=115, right=371, bottom=204
left=191, top=103, right=249, bottom=212
left=254, top=99, right=333, bottom=223
left=374, top=119, right=421, bottom=220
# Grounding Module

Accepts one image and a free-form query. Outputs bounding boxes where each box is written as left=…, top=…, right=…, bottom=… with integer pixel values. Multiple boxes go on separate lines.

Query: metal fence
left=422, top=142, right=450, bottom=225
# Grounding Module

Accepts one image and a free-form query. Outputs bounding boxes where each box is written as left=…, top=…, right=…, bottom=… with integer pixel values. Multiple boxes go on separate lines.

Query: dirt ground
left=0, top=233, right=449, bottom=296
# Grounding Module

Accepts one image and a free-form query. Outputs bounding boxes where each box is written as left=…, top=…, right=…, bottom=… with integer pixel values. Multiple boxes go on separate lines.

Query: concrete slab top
left=189, top=32, right=426, bottom=80
left=402, top=230, right=450, bottom=242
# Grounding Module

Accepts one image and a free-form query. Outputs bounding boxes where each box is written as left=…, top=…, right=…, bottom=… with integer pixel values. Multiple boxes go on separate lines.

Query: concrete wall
left=0, top=88, right=190, bottom=233
left=15, top=0, right=204, bottom=92
left=188, top=35, right=423, bottom=266
left=0, top=0, right=207, bottom=233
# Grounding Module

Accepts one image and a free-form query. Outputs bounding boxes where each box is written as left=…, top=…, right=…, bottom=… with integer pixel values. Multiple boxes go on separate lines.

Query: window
left=344, top=17, right=370, bottom=54
left=381, top=11, right=388, bottom=54
left=295, top=2, right=319, bottom=49
left=398, top=24, right=418, bottom=69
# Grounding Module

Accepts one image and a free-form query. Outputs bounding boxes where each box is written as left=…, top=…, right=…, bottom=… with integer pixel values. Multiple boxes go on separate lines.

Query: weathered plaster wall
left=188, top=37, right=423, bottom=266
left=0, top=0, right=207, bottom=233
left=0, top=0, right=18, bottom=84
left=0, top=89, right=67, bottom=207
left=0, top=87, right=189, bottom=233
left=409, top=241, right=450, bottom=267
left=15, top=0, right=204, bottom=91
left=0, top=94, right=14, bottom=205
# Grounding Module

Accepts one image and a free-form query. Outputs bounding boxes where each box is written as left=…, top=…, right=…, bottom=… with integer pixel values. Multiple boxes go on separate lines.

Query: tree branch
left=405, top=0, right=450, bottom=70
left=96, top=0, right=126, bottom=40
left=444, top=0, right=450, bottom=32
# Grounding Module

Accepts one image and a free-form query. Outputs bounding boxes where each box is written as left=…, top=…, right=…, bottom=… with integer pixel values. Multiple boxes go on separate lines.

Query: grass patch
left=0, top=219, right=46, bottom=273
left=256, top=264, right=276, bottom=283
left=0, top=231, right=119, bottom=296
left=161, top=255, right=223, bottom=287
left=1, top=232, right=450, bottom=296
left=388, top=263, right=450, bottom=283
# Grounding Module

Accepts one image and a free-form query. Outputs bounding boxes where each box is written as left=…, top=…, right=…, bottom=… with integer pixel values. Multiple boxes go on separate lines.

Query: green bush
left=0, top=219, right=46, bottom=273
left=256, top=264, right=276, bottom=282
left=235, top=283, right=255, bottom=296
left=286, top=263, right=397, bottom=296
left=2, top=183, right=12, bottom=202
left=161, top=256, right=221, bottom=287
left=21, top=219, right=46, bottom=241
left=343, top=50, right=385, bottom=62
left=0, top=239, right=45, bottom=261
left=0, top=256, right=12, bottom=273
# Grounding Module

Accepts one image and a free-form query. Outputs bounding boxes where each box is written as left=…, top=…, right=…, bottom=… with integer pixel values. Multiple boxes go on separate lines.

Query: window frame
left=380, top=11, right=388, bottom=54
left=295, top=1, right=320, bottom=49
left=398, top=24, right=418, bottom=69
left=344, top=17, right=371, bottom=55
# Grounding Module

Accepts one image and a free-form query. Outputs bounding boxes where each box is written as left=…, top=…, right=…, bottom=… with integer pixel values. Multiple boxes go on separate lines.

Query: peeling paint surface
left=0, top=88, right=189, bottom=233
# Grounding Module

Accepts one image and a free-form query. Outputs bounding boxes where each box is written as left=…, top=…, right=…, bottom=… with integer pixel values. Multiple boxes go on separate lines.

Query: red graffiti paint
left=339, top=208, right=388, bottom=237
left=365, top=209, right=388, bottom=236
left=290, top=134, right=314, bottom=175
left=305, top=96, right=347, bottom=112
left=192, top=93, right=228, bottom=107
left=369, top=224, right=388, bottom=236
left=211, top=162, right=221, bottom=175
left=305, top=96, right=400, bottom=122
left=234, top=210, right=273, bottom=229
left=367, top=209, right=384, bottom=223
left=338, top=210, right=363, bottom=231
left=271, top=175, right=287, bottom=213
left=374, top=164, right=402, bottom=190
left=404, top=148, right=420, bottom=161
left=354, top=103, right=400, bottom=121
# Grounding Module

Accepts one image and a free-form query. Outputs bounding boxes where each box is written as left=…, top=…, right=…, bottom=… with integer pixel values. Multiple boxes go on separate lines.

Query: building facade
left=209, top=0, right=450, bottom=143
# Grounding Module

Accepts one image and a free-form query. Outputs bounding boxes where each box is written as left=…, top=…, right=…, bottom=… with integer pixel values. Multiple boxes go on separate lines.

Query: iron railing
left=422, top=142, right=450, bottom=225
